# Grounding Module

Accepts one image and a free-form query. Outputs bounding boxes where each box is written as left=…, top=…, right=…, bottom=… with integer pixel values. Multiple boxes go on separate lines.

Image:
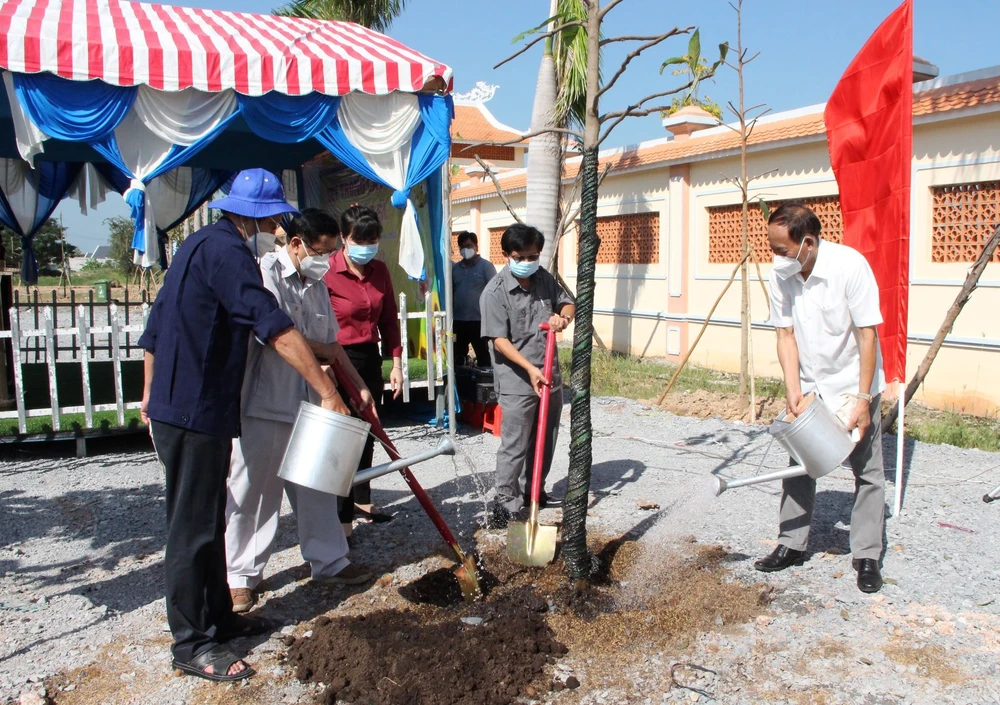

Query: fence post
left=77, top=305, right=93, bottom=429
left=110, top=304, right=125, bottom=426
left=70, top=290, right=77, bottom=360
left=399, top=293, right=409, bottom=403
left=424, top=290, right=435, bottom=401
left=434, top=313, right=445, bottom=384
left=43, top=307, right=59, bottom=431
left=9, top=309, right=26, bottom=434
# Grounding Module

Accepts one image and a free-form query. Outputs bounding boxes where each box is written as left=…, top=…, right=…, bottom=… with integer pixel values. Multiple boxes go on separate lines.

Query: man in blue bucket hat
left=139, top=168, right=351, bottom=683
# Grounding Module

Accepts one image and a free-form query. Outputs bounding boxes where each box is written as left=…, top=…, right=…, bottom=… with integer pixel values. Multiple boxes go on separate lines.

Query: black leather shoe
left=754, top=545, right=807, bottom=573
left=853, top=558, right=883, bottom=593
left=524, top=493, right=563, bottom=509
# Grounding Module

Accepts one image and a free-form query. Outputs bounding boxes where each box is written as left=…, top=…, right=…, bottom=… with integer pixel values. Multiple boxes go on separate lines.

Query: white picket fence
left=0, top=292, right=446, bottom=435
left=0, top=304, right=149, bottom=434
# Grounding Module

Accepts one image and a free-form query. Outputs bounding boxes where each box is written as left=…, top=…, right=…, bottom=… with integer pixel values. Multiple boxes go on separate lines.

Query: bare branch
left=597, top=26, right=693, bottom=100
left=601, top=34, right=684, bottom=45
left=493, top=21, right=587, bottom=70
left=745, top=50, right=761, bottom=64
left=598, top=0, right=628, bottom=20
left=746, top=167, right=779, bottom=184
left=457, top=127, right=584, bottom=154
left=598, top=81, right=693, bottom=143
left=473, top=155, right=524, bottom=225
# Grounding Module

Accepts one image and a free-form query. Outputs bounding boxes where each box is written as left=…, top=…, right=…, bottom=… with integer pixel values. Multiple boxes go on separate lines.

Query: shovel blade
left=507, top=520, right=558, bottom=567
left=454, top=554, right=483, bottom=602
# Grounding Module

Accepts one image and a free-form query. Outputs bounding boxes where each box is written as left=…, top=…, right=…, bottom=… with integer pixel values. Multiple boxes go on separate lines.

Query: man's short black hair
left=500, top=223, right=545, bottom=255
left=457, top=231, right=478, bottom=248
left=768, top=202, right=822, bottom=243
left=287, top=208, right=340, bottom=246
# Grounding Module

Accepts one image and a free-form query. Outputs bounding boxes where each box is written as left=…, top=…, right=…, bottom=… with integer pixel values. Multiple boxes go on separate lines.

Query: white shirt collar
left=277, top=247, right=300, bottom=280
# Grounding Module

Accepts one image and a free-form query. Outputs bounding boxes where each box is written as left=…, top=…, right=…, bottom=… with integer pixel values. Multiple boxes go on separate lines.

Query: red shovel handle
left=529, top=323, right=557, bottom=505
left=331, top=360, right=464, bottom=552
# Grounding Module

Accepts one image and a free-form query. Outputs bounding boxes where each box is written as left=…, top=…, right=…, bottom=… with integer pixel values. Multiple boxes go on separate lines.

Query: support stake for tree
left=883, top=223, right=1000, bottom=431
left=655, top=252, right=749, bottom=406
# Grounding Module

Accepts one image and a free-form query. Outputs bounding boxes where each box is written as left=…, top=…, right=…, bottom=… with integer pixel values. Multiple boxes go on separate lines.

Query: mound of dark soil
left=287, top=586, right=566, bottom=705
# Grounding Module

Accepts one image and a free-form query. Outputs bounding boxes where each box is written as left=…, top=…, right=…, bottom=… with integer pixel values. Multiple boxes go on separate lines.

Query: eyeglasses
left=508, top=253, right=540, bottom=263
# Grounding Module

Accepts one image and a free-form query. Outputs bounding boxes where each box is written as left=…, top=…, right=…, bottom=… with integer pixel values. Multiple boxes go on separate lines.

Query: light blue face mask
left=509, top=258, right=540, bottom=278
left=347, top=242, right=379, bottom=265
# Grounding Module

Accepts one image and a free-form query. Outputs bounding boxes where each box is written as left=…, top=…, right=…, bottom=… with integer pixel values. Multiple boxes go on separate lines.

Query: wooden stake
left=884, top=223, right=1000, bottom=430
left=655, top=252, right=749, bottom=406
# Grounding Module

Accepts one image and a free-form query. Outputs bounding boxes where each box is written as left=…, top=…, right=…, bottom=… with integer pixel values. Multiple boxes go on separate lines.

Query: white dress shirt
left=768, top=240, right=886, bottom=402
left=242, top=248, right=338, bottom=423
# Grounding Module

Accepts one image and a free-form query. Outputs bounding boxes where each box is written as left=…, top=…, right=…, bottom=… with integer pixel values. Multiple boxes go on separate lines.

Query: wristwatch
left=856, top=393, right=873, bottom=402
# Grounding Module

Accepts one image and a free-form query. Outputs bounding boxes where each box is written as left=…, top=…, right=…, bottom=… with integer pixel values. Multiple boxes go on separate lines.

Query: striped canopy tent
left=0, top=0, right=455, bottom=287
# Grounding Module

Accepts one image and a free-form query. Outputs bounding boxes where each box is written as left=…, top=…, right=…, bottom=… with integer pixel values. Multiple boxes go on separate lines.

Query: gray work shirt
left=452, top=256, right=497, bottom=321
left=480, top=265, right=572, bottom=396
left=241, top=248, right=339, bottom=424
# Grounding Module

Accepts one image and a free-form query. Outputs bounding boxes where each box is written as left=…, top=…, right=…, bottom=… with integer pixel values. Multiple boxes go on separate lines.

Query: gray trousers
left=495, top=389, right=563, bottom=513
left=778, top=395, right=885, bottom=560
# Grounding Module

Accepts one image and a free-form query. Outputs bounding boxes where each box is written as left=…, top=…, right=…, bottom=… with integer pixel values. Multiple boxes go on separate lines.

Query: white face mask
left=460, top=247, right=477, bottom=260
left=772, top=240, right=811, bottom=280
left=299, top=253, right=331, bottom=281
left=249, top=232, right=277, bottom=259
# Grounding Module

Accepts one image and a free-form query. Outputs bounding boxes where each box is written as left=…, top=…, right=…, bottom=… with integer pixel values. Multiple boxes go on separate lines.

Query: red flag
left=824, top=0, right=913, bottom=383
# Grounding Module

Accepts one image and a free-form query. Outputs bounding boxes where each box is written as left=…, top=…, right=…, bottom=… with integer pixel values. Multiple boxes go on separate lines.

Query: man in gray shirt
left=480, top=223, right=575, bottom=529
left=452, top=231, right=497, bottom=367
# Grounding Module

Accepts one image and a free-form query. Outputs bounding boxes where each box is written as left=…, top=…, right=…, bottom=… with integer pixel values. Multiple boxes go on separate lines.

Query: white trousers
left=225, top=416, right=349, bottom=589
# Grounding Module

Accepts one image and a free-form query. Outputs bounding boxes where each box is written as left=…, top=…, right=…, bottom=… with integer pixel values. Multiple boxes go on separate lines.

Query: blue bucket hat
left=209, top=168, right=299, bottom=219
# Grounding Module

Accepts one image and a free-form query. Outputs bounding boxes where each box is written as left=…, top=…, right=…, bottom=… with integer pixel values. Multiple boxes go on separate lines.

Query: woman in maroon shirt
left=324, top=205, right=403, bottom=533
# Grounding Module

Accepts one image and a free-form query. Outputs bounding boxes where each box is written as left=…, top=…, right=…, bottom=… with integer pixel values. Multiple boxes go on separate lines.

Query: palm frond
left=553, top=0, right=599, bottom=129
left=273, top=0, right=407, bottom=33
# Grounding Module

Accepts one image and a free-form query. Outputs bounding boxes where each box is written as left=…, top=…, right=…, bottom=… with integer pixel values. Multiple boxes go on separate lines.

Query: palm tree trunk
left=562, top=0, right=602, bottom=584
left=528, top=0, right=562, bottom=272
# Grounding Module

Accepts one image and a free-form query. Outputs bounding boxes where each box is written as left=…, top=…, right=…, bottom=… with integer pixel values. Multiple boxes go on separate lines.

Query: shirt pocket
left=308, top=313, right=330, bottom=341
left=819, top=300, right=851, bottom=337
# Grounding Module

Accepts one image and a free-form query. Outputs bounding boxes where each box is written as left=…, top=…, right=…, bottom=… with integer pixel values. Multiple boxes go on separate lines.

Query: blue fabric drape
left=238, top=93, right=340, bottom=142
left=14, top=74, right=136, bottom=142
left=0, top=161, right=83, bottom=284
left=317, top=94, right=452, bottom=280
left=91, top=119, right=239, bottom=256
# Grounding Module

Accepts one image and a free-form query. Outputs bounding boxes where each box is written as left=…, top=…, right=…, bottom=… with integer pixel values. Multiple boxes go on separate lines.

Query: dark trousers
left=454, top=319, right=491, bottom=367
left=337, top=343, right=384, bottom=523
left=150, top=420, right=235, bottom=663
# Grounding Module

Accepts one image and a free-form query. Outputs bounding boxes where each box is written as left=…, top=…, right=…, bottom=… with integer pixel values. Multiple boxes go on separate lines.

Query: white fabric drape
left=0, top=157, right=37, bottom=232
left=3, top=73, right=50, bottom=164
left=147, top=167, right=193, bottom=230
left=338, top=92, right=424, bottom=278
left=115, top=87, right=237, bottom=267
left=65, top=163, right=117, bottom=216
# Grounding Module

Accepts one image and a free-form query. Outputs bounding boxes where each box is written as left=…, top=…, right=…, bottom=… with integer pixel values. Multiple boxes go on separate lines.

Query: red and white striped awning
left=0, top=0, right=453, bottom=96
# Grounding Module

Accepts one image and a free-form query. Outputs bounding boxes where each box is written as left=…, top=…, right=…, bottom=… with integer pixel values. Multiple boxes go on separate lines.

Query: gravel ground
left=1, top=397, right=999, bottom=705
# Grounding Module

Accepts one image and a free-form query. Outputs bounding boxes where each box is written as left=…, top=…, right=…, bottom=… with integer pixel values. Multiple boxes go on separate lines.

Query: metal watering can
left=714, top=394, right=858, bottom=496
left=278, top=401, right=455, bottom=496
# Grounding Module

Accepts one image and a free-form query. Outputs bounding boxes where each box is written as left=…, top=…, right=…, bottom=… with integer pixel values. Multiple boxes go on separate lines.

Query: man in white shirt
left=755, top=203, right=887, bottom=594
left=226, top=209, right=376, bottom=614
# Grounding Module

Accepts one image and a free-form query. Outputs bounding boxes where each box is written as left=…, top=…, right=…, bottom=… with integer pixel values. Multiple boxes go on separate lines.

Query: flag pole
left=894, top=383, right=904, bottom=516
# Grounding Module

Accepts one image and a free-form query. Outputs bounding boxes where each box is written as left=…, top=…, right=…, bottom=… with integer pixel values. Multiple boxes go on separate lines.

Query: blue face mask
left=347, top=242, right=379, bottom=265
left=509, top=258, right=540, bottom=278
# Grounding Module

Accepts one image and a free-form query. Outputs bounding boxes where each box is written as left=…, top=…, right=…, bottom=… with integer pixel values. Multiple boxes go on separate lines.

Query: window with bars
left=488, top=226, right=507, bottom=264
left=931, top=181, right=1000, bottom=263
left=451, top=144, right=517, bottom=161
left=706, top=196, right=843, bottom=263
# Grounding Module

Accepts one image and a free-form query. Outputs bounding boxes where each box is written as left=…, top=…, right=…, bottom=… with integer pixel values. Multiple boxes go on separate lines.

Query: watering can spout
left=713, top=465, right=809, bottom=496
left=352, top=435, right=456, bottom=486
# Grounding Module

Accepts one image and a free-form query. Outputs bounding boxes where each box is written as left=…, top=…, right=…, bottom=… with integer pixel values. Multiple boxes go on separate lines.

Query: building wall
left=455, top=108, right=1000, bottom=414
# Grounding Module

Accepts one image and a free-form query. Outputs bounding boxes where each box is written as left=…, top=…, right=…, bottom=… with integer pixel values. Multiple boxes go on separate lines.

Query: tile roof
left=451, top=72, right=1000, bottom=203
left=452, top=102, right=525, bottom=145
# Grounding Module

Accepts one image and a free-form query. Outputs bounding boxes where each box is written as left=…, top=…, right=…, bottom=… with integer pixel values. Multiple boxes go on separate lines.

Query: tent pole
left=442, top=164, right=456, bottom=437
left=894, top=387, right=904, bottom=516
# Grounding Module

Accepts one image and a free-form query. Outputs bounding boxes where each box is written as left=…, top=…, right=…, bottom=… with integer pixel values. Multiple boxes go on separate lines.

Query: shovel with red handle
left=506, top=322, right=559, bottom=566
left=331, top=360, right=482, bottom=601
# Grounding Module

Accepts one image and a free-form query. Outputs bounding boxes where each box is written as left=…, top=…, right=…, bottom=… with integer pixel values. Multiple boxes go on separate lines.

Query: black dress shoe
left=524, top=493, right=563, bottom=509
left=853, top=558, right=883, bottom=593
left=754, top=545, right=807, bottom=573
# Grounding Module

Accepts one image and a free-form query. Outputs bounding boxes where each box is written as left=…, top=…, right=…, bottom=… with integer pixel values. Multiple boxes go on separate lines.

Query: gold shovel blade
left=454, top=553, right=483, bottom=602
left=507, top=520, right=558, bottom=567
